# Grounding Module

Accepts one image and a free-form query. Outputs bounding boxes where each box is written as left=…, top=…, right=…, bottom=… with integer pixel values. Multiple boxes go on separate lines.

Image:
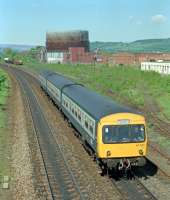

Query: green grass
left=157, top=93, right=170, bottom=119
left=148, top=127, right=170, bottom=155
left=21, top=63, right=170, bottom=119
left=0, top=68, right=10, bottom=178
left=0, top=70, right=9, bottom=127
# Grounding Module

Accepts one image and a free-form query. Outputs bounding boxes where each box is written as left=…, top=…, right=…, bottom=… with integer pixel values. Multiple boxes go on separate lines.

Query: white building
left=141, top=61, right=170, bottom=75
left=46, top=52, right=64, bottom=64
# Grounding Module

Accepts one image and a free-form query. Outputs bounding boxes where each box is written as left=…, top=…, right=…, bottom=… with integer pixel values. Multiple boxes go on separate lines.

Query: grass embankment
left=22, top=63, right=170, bottom=120
left=0, top=68, right=10, bottom=178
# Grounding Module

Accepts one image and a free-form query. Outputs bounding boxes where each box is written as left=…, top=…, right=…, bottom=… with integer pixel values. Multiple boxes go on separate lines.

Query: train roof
left=40, top=70, right=75, bottom=89
left=40, top=70, right=141, bottom=120
left=63, top=84, right=141, bottom=120
left=40, top=70, right=53, bottom=77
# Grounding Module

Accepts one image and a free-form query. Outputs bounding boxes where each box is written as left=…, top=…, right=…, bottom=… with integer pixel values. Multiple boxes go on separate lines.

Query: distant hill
left=0, top=44, right=36, bottom=53
left=90, top=38, right=170, bottom=53
left=1, top=38, right=170, bottom=54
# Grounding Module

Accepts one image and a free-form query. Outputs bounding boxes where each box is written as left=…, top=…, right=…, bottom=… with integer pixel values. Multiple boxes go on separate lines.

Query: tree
left=3, top=48, right=17, bottom=59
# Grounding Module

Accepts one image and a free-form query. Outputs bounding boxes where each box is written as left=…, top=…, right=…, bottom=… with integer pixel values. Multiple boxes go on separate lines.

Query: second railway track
left=112, top=177, right=157, bottom=200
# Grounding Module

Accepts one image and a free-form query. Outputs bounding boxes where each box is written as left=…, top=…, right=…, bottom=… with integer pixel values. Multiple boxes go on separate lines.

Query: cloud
left=151, top=14, right=167, bottom=24
left=128, top=16, right=142, bottom=25
left=136, top=21, right=142, bottom=25
left=129, top=16, right=134, bottom=21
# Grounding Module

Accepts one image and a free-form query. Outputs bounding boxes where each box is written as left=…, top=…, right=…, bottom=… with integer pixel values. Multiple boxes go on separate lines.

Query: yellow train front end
left=97, top=113, right=147, bottom=170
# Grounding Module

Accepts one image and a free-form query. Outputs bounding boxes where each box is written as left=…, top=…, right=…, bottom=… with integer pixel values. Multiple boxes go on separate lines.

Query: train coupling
left=118, top=158, right=131, bottom=171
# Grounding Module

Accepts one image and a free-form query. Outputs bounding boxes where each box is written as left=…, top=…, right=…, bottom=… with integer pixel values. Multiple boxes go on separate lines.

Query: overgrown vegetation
left=0, top=47, right=41, bottom=64
left=0, top=68, right=10, bottom=177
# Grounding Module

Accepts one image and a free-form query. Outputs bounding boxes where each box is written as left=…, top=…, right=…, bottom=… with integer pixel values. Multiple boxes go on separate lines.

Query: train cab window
left=130, top=125, right=145, bottom=142
left=103, top=126, right=118, bottom=143
left=102, top=125, right=145, bottom=143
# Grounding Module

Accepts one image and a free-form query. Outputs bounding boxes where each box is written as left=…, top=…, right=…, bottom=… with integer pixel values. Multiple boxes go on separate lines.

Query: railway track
left=144, top=92, right=170, bottom=139
left=148, top=143, right=170, bottom=179
left=112, top=177, right=157, bottom=200
left=150, top=112, right=170, bottom=138
left=6, top=66, right=85, bottom=200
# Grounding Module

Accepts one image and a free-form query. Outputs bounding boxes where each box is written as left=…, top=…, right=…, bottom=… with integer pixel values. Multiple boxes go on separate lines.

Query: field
left=0, top=68, right=10, bottom=178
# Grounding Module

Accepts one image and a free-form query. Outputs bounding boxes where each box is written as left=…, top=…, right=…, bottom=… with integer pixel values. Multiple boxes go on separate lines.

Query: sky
left=0, top=0, right=170, bottom=45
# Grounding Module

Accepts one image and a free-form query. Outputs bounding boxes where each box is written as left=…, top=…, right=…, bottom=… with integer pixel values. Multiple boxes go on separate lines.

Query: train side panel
left=61, top=93, right=97, bottom=152
left=40, top=73, right=97, bottom=152
left=46, top=79, right=61, bottom=105
left=39, top=74, right=47, bottom=91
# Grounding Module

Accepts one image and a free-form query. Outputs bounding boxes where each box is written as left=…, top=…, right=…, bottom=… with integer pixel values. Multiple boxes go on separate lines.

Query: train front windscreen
left=102, top=124, right=145, bottom=143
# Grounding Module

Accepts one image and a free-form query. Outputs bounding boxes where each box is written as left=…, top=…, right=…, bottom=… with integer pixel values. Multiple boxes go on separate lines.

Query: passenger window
left=78, top=114, right=81, bottom=121
left=90, top=125, right=93, bottom=134
left=85, top=121, right=88, bottom=129
left=72, top=107, right=74, bottom=114
left=82, top=113, right=84, bottom=121
left=75, top=110, right=77, bottom=117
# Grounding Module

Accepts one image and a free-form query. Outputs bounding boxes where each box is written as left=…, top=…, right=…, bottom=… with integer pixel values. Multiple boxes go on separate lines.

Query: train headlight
left=139, top=149, right=143, bottom=155
left=106, top=151, right=111, bottom=157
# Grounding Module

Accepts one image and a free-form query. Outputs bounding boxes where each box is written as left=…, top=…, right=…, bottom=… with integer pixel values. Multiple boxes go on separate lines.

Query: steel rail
left=112, top=176, right=157, bottom=200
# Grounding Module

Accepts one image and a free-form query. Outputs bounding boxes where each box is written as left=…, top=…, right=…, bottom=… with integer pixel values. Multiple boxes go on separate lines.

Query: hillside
left=90, top=38, right=170, bottom=53
left=1, top=38, right=170, bottom=54
left=0, top=44, right=35, bottom=53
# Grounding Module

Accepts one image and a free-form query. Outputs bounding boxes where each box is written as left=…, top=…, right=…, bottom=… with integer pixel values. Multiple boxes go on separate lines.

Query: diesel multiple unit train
left=39, top=70, right=147, bottom=171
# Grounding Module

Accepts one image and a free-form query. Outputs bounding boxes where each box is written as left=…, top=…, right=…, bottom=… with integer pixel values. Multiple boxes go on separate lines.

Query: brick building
left=109, top=52, right=170, bottom=65
left=111, top=52, right=136, bottom=65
